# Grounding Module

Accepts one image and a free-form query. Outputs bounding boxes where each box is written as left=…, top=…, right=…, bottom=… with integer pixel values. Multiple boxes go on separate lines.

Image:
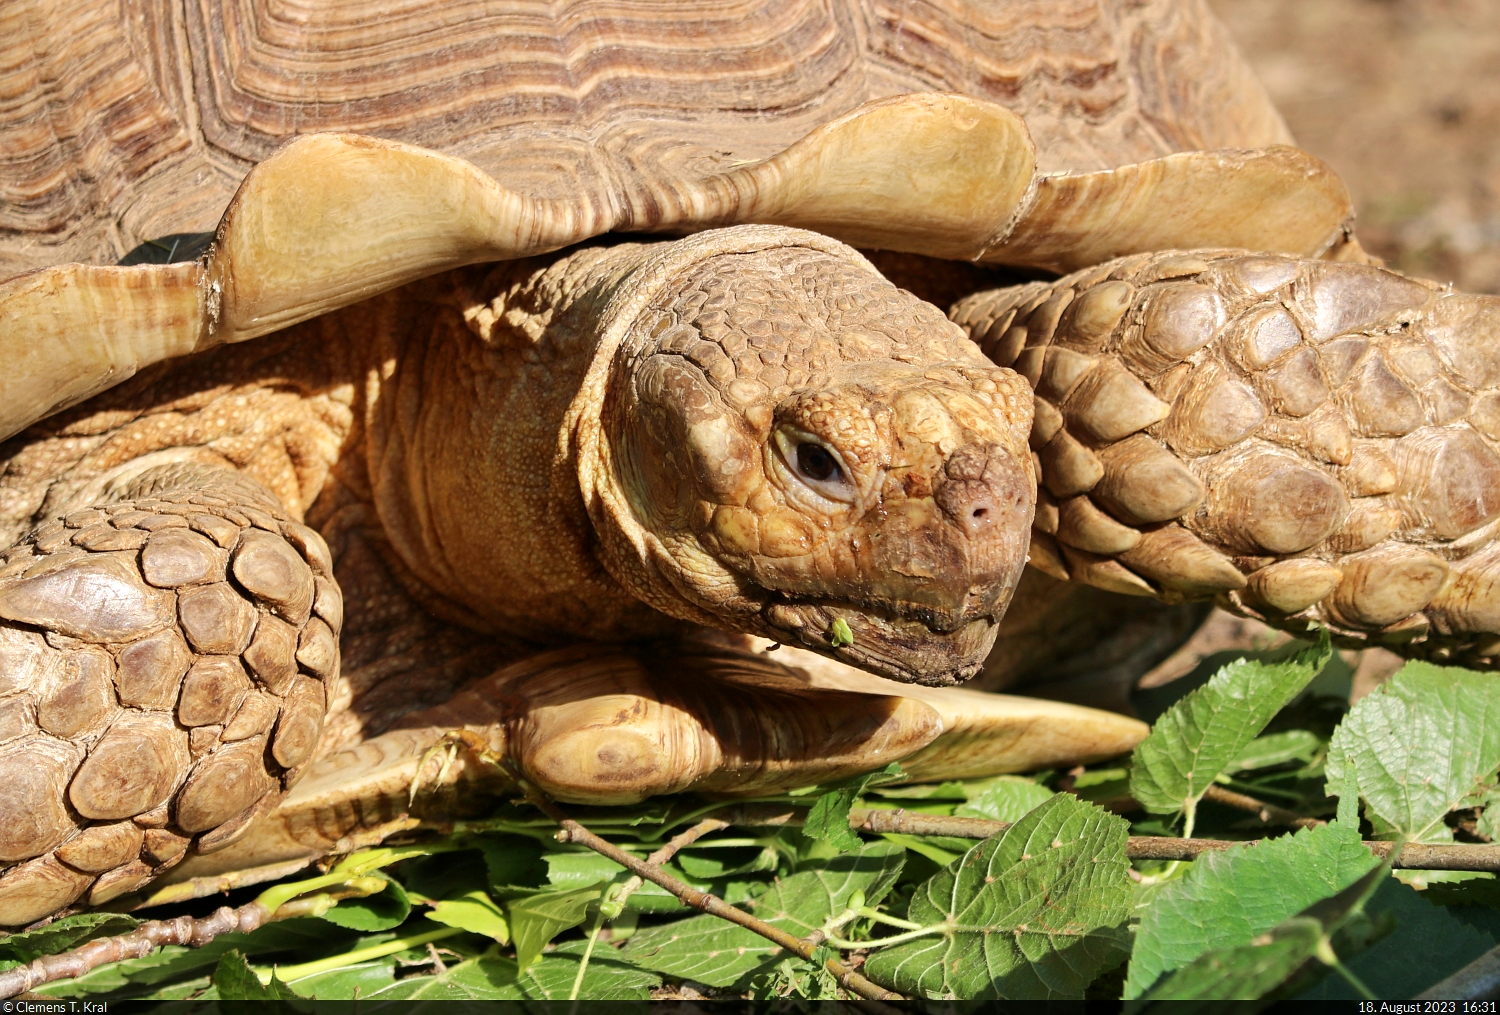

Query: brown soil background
left=1212, top=0, right=1500, bottom=293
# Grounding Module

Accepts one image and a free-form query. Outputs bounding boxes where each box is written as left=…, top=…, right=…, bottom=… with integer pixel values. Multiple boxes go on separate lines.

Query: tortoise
left=1, top=0, right=1499, bottom=929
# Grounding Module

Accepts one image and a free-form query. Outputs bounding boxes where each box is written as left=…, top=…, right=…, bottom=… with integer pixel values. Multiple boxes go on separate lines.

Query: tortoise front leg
left=158, top=639, right=1146, bottom=885
left=0, top=463, right=340, bottom=925
left=955, top=251, right=1500, bottom=665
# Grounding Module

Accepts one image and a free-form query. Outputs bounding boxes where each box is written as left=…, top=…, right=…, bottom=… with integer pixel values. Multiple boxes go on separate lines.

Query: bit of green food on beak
left=830, top=617, right=855, bottom=649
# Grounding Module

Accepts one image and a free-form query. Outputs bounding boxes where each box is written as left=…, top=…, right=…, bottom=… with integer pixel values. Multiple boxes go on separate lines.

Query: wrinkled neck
left=362, top=247, right=676, bottom=641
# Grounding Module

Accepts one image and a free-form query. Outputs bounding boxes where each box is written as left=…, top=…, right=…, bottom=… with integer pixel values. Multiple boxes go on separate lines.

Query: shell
left=7, top=0, right=1315, bottom=273
left=0, top=1, right=1353, bottom=443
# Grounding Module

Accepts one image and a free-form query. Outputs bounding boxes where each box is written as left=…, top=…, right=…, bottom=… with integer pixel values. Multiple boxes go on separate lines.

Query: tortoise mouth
left=757, top=594, right=999, bottom=686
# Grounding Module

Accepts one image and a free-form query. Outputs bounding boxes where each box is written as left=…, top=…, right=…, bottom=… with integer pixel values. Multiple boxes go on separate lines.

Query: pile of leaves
left=7, top=632, right=1500, bottom=1004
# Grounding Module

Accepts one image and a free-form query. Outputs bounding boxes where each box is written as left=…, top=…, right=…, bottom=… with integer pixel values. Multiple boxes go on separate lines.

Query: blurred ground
left=1212, top=0, right=1500, bottom=293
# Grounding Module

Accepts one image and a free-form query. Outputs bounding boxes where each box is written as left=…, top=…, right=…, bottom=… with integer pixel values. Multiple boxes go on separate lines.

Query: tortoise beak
left=763, top=599, right=1003, bottom=686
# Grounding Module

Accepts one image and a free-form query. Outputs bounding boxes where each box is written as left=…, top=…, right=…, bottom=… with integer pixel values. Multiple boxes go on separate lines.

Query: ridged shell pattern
left=953, top=251, right=1500, bottom=664
left=0, top=0, right=1287, bottom=275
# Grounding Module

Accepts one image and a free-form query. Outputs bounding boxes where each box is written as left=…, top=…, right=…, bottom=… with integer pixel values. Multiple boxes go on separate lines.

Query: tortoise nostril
left=962, top=500, right=998, bottom=535
left=935, top=443, right=1031, bottom=541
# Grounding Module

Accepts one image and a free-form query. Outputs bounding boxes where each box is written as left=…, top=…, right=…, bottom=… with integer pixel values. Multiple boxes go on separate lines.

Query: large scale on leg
left=0, top=466, right=339, bottom=918
left=955, top=252, right=1500, bottom=664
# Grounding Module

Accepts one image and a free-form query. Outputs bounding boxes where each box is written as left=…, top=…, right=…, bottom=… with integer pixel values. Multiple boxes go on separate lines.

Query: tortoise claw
left=410, top=729, right=501, bottom=807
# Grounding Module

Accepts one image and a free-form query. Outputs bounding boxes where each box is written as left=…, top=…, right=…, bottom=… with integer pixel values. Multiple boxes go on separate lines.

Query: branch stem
left=0, top=902, right=275, bottom=999
left=1317, top=937, right=1377, bottom=1001
left=1202, top=783, right=1324, bottom=829
left=13, top=786, right=1500, bottom=1000
left=612, top=816, right=731, bottom=911
left=858, top=908, right=926, bottom=932
left=825, top=925, right=947, bottom=951
left=715, top=804, right=1500, bottom=870
left=569, top=910, right=606, bottom=1002
left=0, top=868, right=398, bottom=998
left=260, top=926, right=462, bottom=985
left=501, top=763, right=904, bottom=1002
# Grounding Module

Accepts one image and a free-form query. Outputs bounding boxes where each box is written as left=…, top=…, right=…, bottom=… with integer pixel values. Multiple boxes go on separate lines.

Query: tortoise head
left=584, top=227, right=1036, bottom=685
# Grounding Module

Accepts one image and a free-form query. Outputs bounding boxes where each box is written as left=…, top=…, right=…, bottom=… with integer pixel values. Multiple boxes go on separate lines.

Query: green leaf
left=872, top=780, right=969, bottom=800
left=510, top=940, right=660, bottom=1000
left=1326, top=661, right=1500, bottom=842
left=1228, top=729, right=1322, bottom=773
left=427, top=890, right=511, bottom=944
left=145, top=920, right=360, bottom=982
left=118, top=231, right=215, bottom=266
left=1131, top=858, right=1392, bottom=1008
left=880, top=832, right=964, bottom=867
left=862, top=793, right=1132, bottom=1000
left=366, top=942, right=657, bottom=1001
left=321, top=876, right=410, bottom=931
left=1132, top=633, right=1331, bottom=819
left=805, top=763, right=903, bottom=851
left=211, top=950, right=303, bottom=1001
left=749, top=954, right=841, bottom=1000
left=622, top=840, right=904, bottom=987
left=1125, top=822, right=1379, bottom=998
left=282, top=959, right=397, bottom=999
left=953, top=779, right=1056, bottom=822
left=474, top=834, right=549, bottom=891
left=332, top=845, right=432, bottom=876
left=0, top=912, right=140, bottom=962
left=545, top=850, right=629, bottom=888
left=362, top=955, right=521, bottom=1000
left=548, top=848, right=717, bottom=913
left=675, top=845, right=778, bottom=880
left=1426, top=876, right=1500, bottom=911
left=805, top=788, right=861, bottom=849
left=34, top=945, right=213, bottom=997
left=546, top=846, right=726, bottom=913
left=618, top=875, right=710, bottom=913
left=1477, top=786, right=1500, bottom=842
left=136, top=976, right=212, bottom=1000
left=1334, top=761, right=1361, bottom=829
left=1071, top=767, right=1132, bottom=806
left=1298, top=876, right=1498, bottom=999
left=719, top=877, right=774, bottom=907
left=35, top=918, right=364, bottom=996
left=396, top=849, right=493, bottom=902
left=507, top=883, right=604, bottom=972
left=255, top=845, right=432, bottom=915
left=1134, top=918, right=1324, bottom=1010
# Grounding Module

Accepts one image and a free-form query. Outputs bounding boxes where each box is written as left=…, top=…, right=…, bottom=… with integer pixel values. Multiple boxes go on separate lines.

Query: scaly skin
left=584, top=230, right=1036, bottom=683
left=955, top=249, right=1500, bottom=665
left=0, top=464, right=338, bottom=922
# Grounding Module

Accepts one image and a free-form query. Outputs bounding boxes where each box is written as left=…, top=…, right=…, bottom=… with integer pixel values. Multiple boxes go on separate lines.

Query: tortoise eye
left=796, top=442, right=840, bottom=483
left=773, top=427, right=855, bottom=505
